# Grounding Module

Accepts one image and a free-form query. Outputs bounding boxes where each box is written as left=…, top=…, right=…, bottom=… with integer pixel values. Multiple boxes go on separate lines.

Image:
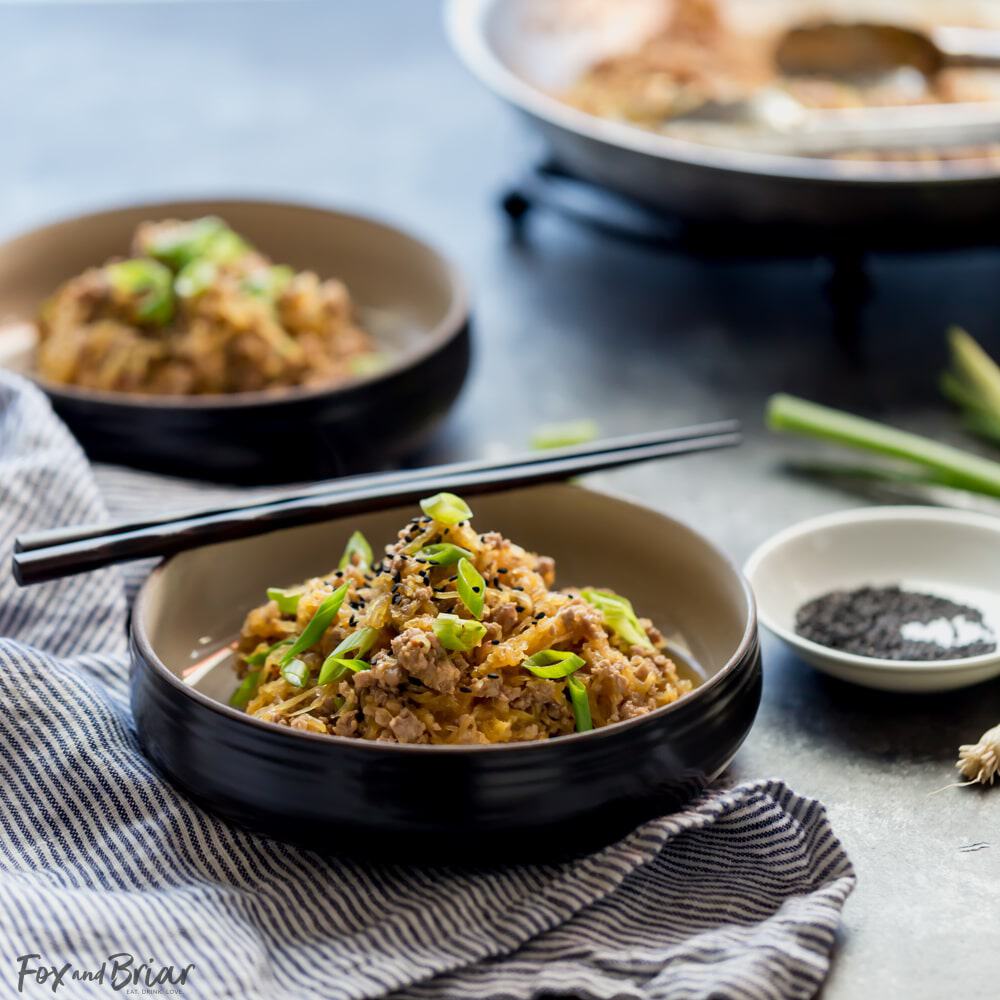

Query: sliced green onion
left=331, top=626, right=380, bottom=659
left=242, top=264, right=294, bottom=301
left=317, top=627, right=380, bottom=685
left=280, top=583, right=349, bottom=667
left=174, top=258, right=218, bottom=299
left=144, top=216, right=250, bottom=270
left=280, top=657, right=310, bottom=688
left=105, top=259, right=175, bottom=326
left=267, top=587, right=302, bottom=616
left=245, top=637, right=292, bottom=667
left=456, top=558, right=486, bottom=619
left=530, top=419, right=599, bottom=451
left=317, top=657, right=371, bottom=686
left=229, top=670, right=261, bottom=708
left=415, top=542, right=473, bottom=566
left=522, top=649, right=586, bottom=679
left=581, top=588, right=653, bottom=650
left=419, top=492, right=472, bottom=526
left=767, top=393, right=1000, bottom=498
left=348, top=352, right=388, bottom=377
left=433, top=613, right=487, bottom=652
left=567, top=676, right=593, bottom=732
left=339, top=530, right=373, bottom=571
left=204, top=227, right=251, bottom=265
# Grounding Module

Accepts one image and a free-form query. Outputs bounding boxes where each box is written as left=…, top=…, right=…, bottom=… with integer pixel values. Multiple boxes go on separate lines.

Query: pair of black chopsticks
left=12, top=420, right=740, bottom=586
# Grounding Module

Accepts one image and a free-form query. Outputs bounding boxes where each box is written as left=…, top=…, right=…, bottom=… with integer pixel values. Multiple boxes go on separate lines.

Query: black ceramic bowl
left=0, top=199, right=469, bottom=483
left=130, top=484, right=761, bottom=860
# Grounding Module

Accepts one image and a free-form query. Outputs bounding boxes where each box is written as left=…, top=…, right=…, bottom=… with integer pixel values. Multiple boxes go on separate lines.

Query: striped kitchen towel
left=0, top=372, right=855, bottom=1000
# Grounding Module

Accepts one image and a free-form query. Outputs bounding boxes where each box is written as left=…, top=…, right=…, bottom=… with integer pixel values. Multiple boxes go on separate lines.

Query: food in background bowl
left=562, top=0, right=1000, bottom=163
left=36, top=216, right=380, bottom=395
left=233, top=491, right=692, bottom=743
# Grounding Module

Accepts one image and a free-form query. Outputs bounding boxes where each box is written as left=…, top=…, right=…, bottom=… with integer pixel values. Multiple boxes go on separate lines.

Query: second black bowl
left=0, top=199, right=470, bottom=483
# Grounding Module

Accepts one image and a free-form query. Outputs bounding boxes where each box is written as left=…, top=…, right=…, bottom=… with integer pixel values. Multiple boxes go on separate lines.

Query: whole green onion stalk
left=941, top=327, right=1000, bottom=447
left=767, top=393, right=1000, bottom=499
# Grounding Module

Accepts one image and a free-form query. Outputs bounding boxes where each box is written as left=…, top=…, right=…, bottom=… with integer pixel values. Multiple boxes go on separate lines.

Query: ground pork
left=391, top=628, right=461, bottom=693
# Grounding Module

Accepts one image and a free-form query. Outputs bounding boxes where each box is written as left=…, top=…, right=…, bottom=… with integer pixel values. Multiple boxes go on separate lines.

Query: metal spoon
left=775, top=22, right=1000, bottom=80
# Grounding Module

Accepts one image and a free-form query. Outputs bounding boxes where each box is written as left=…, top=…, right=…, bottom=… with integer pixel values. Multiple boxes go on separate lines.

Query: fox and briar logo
left=15, top=953, right=195, bottom=994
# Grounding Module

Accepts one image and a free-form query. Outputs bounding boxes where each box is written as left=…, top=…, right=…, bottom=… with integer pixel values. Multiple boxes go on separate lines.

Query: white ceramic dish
left=744, top=506, right=1000, bottom=692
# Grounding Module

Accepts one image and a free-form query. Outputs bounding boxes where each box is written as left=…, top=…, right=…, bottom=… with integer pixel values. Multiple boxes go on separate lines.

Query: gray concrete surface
left=1, top=2, right=997, bottom=996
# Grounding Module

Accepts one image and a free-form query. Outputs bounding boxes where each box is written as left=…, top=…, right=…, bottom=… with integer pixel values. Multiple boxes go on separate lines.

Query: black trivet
left=501, top=160, right=1000, bottom=363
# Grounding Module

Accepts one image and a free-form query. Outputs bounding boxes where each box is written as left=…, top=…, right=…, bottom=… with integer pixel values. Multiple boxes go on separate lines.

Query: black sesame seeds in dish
left=795, top=585, right=998, bottom=662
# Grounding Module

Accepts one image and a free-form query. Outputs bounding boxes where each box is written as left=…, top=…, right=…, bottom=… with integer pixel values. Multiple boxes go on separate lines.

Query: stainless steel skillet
left=446, top=0, right=1000, bottom=227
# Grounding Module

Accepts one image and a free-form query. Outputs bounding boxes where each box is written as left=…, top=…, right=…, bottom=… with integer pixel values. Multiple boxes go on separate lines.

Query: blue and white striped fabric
left=0, top=372, right=855, bottom=1000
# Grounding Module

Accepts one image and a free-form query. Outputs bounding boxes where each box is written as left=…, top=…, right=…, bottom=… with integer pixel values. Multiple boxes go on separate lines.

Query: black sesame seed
left=490, top=640, right=500, bottom=646
left=459, top=686, right=472, bottom=693
left=472, top=586, right=482, bottom=593
left=534, top=612, right=545, bottom=620
left=487, top=673, right=499, bottom=679
left=516, top=606, right=525, bottom=613
left=349, top=615, right=357, bottom=627
left=497, top=568, right=508, bottom=574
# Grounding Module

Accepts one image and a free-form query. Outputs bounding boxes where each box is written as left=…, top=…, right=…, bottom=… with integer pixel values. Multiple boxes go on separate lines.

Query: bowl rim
left=0, top=195, right=470, bottom=411
left=444, top=0, right=1000, bottom=188
left=131, top=482, right=759, bottom=755
left=743, top=504, right=1000, bottom=672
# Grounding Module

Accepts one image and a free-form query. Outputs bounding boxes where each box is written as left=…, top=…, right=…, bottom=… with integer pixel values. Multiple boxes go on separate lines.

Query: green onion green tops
left=280, top=658, right=310, bottom=688
left=229, top=670, right=262, bottom=708
left=242, top=264, right=294, bottom=301
left=318, top=627, right=380, bottom=685
left=415, top=543, right=473, bottom=566
left=144, top=216, right=251, bottom=270
left=330, top=627, right=380, bottom=660
left=456, top=558, right=486, bottom=619
left=530, top=419, right=599, bottom=451
left=267, top=587, right=302, bottom=616
left=279, top=583, right=349, bottom=667
left=433, top=614, right=487, bottom=652
left=581, top=588, right=653, bottom=650
left=348, top=352, right=387, bottom=377
left=317, top=657, right=371, bottom=686
left=419, top=492, right=472, bottom=526
left=567, top=676, right=593, bottom=732
left=105, top=259, right=175, bottom=326
left=339, top=530, right=374, bottom=571
left=174, top=258, right=218, bottom=300
left=522, top=649, right=586, bottom=679
left=245, top=637, right=292, bottom=667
